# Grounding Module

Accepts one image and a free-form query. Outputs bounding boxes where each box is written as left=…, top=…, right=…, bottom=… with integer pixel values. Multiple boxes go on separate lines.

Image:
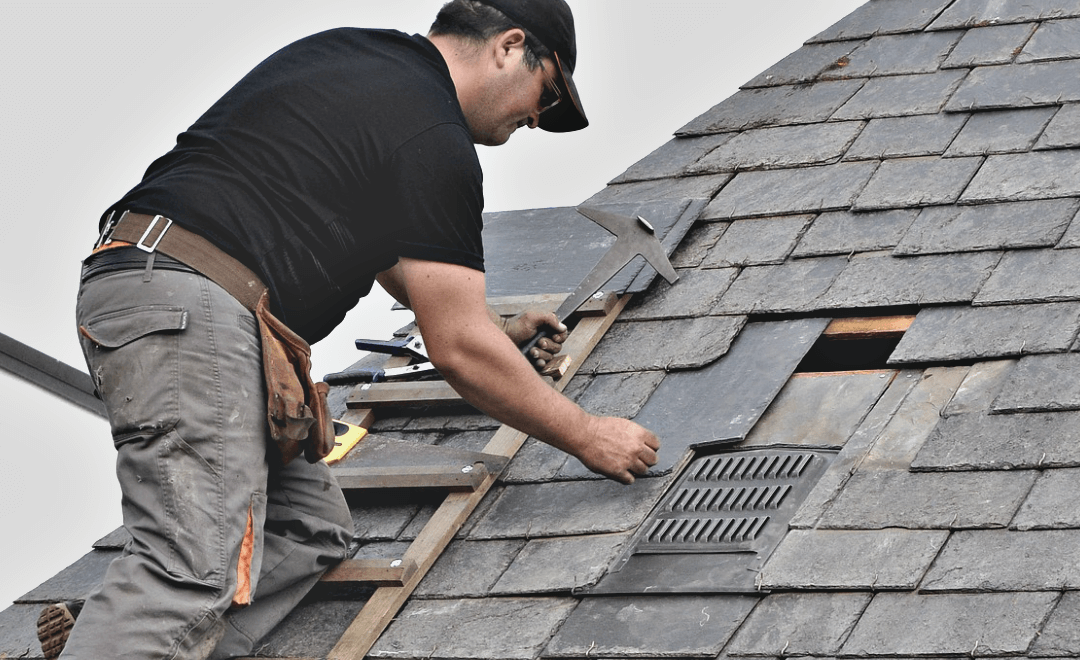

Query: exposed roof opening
left=795, top=314, right=913, bottom=373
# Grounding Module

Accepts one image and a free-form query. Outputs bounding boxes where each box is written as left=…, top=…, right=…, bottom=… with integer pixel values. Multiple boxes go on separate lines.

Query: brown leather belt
left=103, top=211, right=267, bottom=310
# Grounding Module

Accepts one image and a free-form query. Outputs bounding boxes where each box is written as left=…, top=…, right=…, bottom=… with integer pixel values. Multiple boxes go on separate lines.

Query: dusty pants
left=68, top=264, right=353, bottom=660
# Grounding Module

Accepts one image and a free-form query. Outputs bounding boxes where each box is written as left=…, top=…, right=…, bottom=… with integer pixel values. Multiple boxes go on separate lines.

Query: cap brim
left=538, top=51, right=588, bottom=133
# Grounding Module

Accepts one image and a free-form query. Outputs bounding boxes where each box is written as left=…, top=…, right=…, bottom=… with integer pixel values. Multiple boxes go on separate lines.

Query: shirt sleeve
left=388, top=122, right=486, bottom=272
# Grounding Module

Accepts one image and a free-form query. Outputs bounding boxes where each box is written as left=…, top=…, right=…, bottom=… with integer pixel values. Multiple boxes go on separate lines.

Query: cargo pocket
left=78, top=305, right=188, bottom=441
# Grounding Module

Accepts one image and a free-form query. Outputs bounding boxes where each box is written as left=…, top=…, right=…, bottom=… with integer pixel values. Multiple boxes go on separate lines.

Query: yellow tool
left=325, top=419, right=367, bottom=465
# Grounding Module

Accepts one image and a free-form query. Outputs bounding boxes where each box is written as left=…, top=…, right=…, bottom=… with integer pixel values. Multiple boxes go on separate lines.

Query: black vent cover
left=590, top=448, right=834, bottom=594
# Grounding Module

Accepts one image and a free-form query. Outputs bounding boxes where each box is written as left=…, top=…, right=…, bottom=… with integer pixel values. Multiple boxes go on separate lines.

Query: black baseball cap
left=474, top=0, right=588, bottom=132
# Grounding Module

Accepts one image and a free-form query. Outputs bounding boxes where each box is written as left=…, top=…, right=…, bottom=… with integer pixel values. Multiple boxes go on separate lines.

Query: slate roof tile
left=701, top=215, right=814, bottom=267
left=944, top=106, right=1057, bottom=156
left=858, top=366, right=968, bottom=469
left=792, top=208, right=919, bottom=257
left=345, top=485, right=433, bottom=543
left=500, top=436, right=570, bottom=484
left=840, top=592, right=1059, bottom=656
left=573, top=371, right=666, bottom=419
left=1031, top=591, right=1080, bottom=656
left=669, top=220, right=727, bottom=268
left=843, top=113, right=967, bottom=160
left=583, top=174, right=729, bottom=206
left=922, top=530, right=1080, bottom=591
left=930, top=0, right=1080, bottom=29
left=0, top=604, right=44, bottom=659
left=245, top=596, right=368, bottom=659
left=940, top=358, right=1015, bottom=416
left=1036, top=102, right=1080, bottom=150
left=809, top=0, right=954, bottom=42
left=632, top=319, right=829, bottom=463
left=832, top=70, right=968, bottom=120
left=677, top=80, right=866, bottom=136
left=852, top=155, right=983, bottom=209
left=703, top=161, right=878, bottom=219
left=820, top=30, right=963, bottom=79
left=975, top=248, right=1080, bottom=305
left=489, top=533, right=629, bottom=595
left=16, top=549, right=118, bottom=603
left=725, top=592, right=872, bottom=657
left=940, top=22, right=1038, bottom=68
left=947, top=60, right=1080, bottom=111
left=893, top=199, right=1077, bottom=255
left=889, top=302, right=1080, bottom=363
left=370, top=597, right=577, bottom=660
left=759, top=528, right=948, bottom=590
left=913, top=410, right=1080, bottom=471
left=543, top=594, right=758, bottom=658
left=991, top=352, right=1080, bottom=413
left=620, top=268, right=738, bottom=319
left=468, top=477, right=672, bottom=540
left=410, top=539, right=524, bottom=598
left=820, top=251, right=1001, bottom=308
left=580, top=315, right=745, bottom=374
left=92, top=525, right=130, bottom=550
left=1013, top=467, right=1080, bottom=530
left=818, top=468, right=1038, bottom=529
left=962, top=152, right=1080, bottom=203
left=687, top=122, right=864, bottom=174
left=791, top=371, right=923, bottom=530
left=743, top=40, right=864, bottom=88
left=1017, top=17, right=1080, bottom=62
left=610, top=134, right=732, bottom=184
left=741, top=371, right=893, bottom=449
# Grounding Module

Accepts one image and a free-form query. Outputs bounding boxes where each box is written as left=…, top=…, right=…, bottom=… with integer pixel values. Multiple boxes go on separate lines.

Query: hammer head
left=577, top=206, right=680, bottom=285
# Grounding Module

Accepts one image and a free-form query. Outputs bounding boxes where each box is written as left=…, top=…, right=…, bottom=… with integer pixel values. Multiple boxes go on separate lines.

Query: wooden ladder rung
left=322, top=558, right=417, bottom=587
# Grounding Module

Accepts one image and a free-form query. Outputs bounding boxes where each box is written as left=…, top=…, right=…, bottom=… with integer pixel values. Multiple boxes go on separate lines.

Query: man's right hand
left=575, top=416, right=660, bottom=485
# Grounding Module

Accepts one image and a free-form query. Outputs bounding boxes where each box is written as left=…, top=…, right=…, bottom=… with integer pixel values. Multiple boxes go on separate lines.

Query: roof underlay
left=8, top=0, right=1080, bottom=657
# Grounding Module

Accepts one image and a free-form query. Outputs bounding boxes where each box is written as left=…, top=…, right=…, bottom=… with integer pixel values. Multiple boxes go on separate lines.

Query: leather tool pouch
left=255, top=292, right=335, bottom=464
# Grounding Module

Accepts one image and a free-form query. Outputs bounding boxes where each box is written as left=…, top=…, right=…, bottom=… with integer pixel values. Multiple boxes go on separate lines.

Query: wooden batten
left=823, top=315, right=914, bottom=340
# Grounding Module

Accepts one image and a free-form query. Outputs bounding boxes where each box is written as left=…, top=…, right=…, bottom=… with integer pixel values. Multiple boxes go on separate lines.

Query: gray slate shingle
left=711, top=257, right=845, bottom=315
left=894, top=198, right=1078, bottom=255
left=1017, top=17, right=1080, bottom=62
left=543, top=595, right=758, bottom=658
left=581, top=315, right=746, bottom=374
left=921, top=529, right=1080, bottom=591
left=413, top=539, right=524, bottom=598
left=941, top=23, right=1038, bottom=68
left=370, top=597, right=577, bottom=660
left=744, top=41, right=864, bottom=88
left=818, top=468, right=1038, bottom=529
left=930, top=0, right=1080, bottom=29
left=820, top=30, right=963, bottom=78
left=947, top=60, right=1080, bottom=111
left=704, top=161, right=878, bottom=219
left=574, top=371, right=667, bottom=420
left=853, top=155, right=983, bottom=209
left=841, top=592, right=1059, bottom=656
left=758, top=528, right=949, bottom=590
left=975, top=248, right=1080, bottom=305
left=688, top=122, right=863, bottom=174
left=992, top=352, right=1080, bottom=413
left=611, top=134, right=732, bottom=184
left=256, top=598, right=368, bottom=659
left=17, top=550, right=118, bottom=603
left=490, top=534, right=629, bottom=595
left=962, top=152, right=1080, bottom=203
left=889, top=302, right=1080, bottom=363
left=833, top=70, right=968, bottom=120
left=844, top=113, right=967, bottom=159
left=944, top=107, right=1057, bottom=156
left=820, top=251, right=1001, bottom=308
left=810, top=0, right=954, bottom=41
left=677, top=80, right=866, bottom=136
left=584, top=174, right=730, bottom=206
left=1013, top=467, right=1080, bottom=530
left=701, top=215, right=814, bottom=267
left=0, top=605, right=43, bottom=660
left=913, top=410, right=1080, bottom=471
left=1031, top=591, right=1080, bottom=656
left=620, top=268, right=738, bottom=320
left=725, top=592, right=872, bottom=656
left=1036, top=103, right=1080, bottom=149
left=793, top=209, right=919, bottom=257
left=941, top=359, right=1015, bottom=416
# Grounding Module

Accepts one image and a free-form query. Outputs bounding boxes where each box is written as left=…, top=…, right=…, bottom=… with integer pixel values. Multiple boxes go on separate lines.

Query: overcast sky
left=0, top=1, right=864, bottom=609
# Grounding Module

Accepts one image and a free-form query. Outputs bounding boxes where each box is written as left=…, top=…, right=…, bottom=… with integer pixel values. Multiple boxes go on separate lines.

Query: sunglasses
left=538, top=60, right=562, bottom=114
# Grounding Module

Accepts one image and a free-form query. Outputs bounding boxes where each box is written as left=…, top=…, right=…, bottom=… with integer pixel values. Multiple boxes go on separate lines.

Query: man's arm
left=378, top=258, right=659, bottom=484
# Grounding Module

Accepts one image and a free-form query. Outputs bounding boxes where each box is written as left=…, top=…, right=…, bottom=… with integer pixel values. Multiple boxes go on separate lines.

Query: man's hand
left=502, top=310, right=568, bottom=368
left=574, top=416, right=660, bottom=485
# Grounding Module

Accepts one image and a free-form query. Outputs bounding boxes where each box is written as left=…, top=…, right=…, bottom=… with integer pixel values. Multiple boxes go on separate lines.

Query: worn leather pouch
left=255, top=293, right=335, bottom=464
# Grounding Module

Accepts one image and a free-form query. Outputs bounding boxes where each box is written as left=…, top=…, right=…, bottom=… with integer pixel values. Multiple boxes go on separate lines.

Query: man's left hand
left=504, top=311, right=568, bottom=368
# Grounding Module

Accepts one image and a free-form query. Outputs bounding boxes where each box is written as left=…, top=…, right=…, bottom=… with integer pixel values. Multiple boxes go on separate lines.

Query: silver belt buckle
left=136, top=215, right=172, bottom=253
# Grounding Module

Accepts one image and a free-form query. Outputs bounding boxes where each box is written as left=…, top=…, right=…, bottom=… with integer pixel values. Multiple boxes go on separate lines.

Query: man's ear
left=492, top=28, right=527, bottom=68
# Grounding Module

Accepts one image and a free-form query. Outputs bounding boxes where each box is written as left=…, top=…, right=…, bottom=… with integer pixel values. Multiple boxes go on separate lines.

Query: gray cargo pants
left=68, top=264, right=353, bottom=659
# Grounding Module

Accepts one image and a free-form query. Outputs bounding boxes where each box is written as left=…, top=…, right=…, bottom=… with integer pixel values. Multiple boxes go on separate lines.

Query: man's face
left=467, top=49, right=558, bottom=147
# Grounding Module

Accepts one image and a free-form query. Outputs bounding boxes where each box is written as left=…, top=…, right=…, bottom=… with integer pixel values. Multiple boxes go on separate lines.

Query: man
left=44, top=1, right=660, bottom=658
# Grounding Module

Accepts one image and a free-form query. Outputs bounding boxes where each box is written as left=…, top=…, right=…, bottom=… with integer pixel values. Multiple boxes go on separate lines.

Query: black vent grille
left=634, top=449, right=831, bottom=554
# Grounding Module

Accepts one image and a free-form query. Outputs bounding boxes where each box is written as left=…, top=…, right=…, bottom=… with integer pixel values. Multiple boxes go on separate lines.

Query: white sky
left=0, top=1, right=864, bottom=609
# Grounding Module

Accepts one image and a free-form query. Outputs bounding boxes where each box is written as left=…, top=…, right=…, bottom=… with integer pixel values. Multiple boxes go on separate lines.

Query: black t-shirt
left=107, top=29, right=485, bottom=343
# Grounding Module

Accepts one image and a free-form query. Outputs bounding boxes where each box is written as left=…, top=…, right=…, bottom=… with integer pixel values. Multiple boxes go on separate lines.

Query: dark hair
left=430, top=0, right=550, bottom=71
